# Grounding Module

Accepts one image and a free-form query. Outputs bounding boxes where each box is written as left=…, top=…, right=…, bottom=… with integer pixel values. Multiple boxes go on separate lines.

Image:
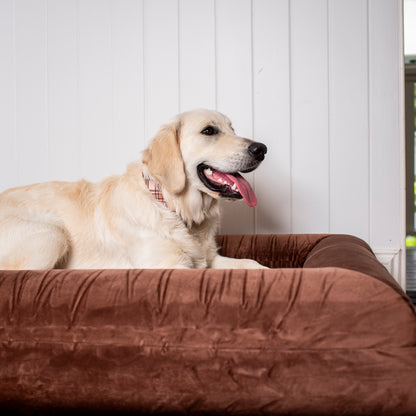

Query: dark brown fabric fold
left=216, top=234, right=328, bottom=268
left=0, top=234, right=415, bottom=415
left=303, top=234, right=415, bottom=311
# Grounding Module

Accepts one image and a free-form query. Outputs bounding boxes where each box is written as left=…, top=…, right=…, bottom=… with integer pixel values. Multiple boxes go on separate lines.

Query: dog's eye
left=201, top=126, right=218, bottom=136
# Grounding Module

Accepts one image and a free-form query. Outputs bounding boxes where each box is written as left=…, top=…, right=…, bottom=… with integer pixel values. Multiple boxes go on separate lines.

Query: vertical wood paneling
left=369, top=0, right=403, bottom=250
left=179, top=0, right=216, bottom=112
left=328, top=0, right=369, bottom=240
left=0, top=0, right=406, bottom=280
left=79, top=0, right=113, bottom=181
left=15, top=0, right=49, bottom=186
left=290, top=0, right=329, bottom=233
left=143, top=0, right=179, bottom=141
left=47, top=0, right=80, bottom=181
left=216, top=0, right=254, bottom=234
left=111, top=0, right=144, bottom=172
left=0, top=0, right=17, bottom=191
left=252, top=0, right=291, bottom=234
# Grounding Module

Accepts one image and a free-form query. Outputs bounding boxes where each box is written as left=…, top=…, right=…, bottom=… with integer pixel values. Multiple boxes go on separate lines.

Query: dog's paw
left=211, top=255, right=269, bottom=269
left=239, top=259, right=269, bottom=269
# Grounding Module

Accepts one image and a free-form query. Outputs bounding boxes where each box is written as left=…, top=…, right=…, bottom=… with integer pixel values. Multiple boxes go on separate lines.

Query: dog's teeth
left=205, top=168, right=213, bottom=176
left=232, top=183, right=237, bottom=191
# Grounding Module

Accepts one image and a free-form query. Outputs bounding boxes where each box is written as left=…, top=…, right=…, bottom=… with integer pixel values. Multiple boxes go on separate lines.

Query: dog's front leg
left=211, top=254, right=268, bottom=269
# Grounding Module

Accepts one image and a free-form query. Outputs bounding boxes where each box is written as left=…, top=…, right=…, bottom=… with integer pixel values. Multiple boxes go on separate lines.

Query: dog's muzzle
left=197, top=141, right=267, bottom=207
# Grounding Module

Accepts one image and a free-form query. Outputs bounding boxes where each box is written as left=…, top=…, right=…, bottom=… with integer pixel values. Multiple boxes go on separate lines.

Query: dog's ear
left=142, top=122, right=186, bottom=194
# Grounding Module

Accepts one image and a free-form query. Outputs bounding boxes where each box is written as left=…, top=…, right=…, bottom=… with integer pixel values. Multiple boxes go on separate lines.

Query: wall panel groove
left=0, top=0, right=17, bottom=189
left=290, top=0, right=329, bottom=233
left=328, top=0, right=370, bottom=241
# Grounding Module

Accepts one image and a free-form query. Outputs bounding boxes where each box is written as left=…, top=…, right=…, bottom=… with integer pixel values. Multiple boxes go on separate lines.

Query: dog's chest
left=117, top=222, right=214, bottom=269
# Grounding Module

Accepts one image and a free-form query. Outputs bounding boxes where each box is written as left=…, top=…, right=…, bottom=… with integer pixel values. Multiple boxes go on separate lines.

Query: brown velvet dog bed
left=0, top=234, right=415, bottom=415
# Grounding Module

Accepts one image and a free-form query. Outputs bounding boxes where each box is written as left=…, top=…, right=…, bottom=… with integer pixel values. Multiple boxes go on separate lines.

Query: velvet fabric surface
left=0, top=234, right=415, bottom=415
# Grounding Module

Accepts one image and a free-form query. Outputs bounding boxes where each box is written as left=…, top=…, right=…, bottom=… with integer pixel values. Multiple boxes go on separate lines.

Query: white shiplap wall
left=0, top=0, right=405, bottom=283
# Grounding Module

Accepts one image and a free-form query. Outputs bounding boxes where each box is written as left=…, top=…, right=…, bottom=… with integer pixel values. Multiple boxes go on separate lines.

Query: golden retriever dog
left=0, top=109, right=267, bottom=270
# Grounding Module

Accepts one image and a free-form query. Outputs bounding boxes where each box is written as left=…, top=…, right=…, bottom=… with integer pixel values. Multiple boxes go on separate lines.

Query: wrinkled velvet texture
left=0, top=234, right=415, bottom=415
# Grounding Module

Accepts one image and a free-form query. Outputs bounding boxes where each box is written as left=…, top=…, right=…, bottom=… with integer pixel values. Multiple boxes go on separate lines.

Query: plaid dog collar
left=142, top=174, right=168, bottom=208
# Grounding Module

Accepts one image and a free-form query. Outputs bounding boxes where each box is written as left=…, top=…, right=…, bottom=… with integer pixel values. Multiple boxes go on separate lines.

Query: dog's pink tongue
left=224, top=172, right=258, bottom=207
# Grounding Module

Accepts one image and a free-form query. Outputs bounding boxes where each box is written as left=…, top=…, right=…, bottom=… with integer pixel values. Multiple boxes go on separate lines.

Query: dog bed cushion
left=0, top=234, right=415, bottom=415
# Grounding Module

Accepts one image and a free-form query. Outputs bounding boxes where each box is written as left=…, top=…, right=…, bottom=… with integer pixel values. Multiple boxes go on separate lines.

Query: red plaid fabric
left=143, top=175, right=168, bottom=208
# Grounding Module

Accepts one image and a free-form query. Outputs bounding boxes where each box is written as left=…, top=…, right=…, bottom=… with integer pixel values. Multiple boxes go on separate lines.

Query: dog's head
left=142, top=109, right=267, bottom=207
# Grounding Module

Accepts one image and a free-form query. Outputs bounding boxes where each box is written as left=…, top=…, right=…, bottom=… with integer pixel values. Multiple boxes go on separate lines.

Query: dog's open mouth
left=197, top=163, right=257, bottom=207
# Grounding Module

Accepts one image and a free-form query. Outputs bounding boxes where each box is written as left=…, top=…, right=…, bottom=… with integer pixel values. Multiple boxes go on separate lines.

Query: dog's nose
left=248, top=142, right=268, bottom=161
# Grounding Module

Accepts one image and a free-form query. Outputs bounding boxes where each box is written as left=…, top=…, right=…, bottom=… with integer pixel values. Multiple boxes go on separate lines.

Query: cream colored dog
left=0, top=109, right=267, bottom=270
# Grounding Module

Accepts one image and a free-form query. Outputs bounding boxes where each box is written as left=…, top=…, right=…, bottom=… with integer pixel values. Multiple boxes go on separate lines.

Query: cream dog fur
left=0, top=109, right=267, bottom=269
